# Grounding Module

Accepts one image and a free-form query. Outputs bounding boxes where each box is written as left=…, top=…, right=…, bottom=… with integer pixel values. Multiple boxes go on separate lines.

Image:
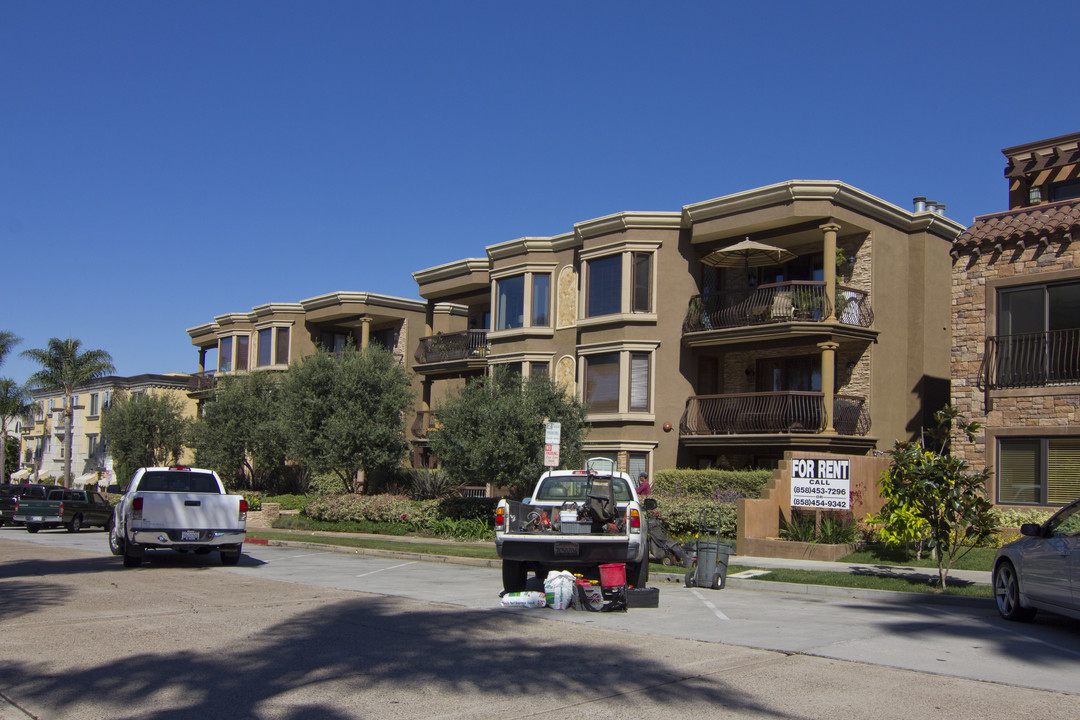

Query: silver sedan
left=993, top=497, right=1080, bottom=622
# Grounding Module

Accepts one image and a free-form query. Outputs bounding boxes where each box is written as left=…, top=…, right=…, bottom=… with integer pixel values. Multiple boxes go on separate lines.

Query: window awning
left=10, top=468, right=31, bottom=481
left=73, top=472, right=99, bottom=489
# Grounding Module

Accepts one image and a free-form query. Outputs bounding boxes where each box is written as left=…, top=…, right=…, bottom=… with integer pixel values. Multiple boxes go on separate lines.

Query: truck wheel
left=123, top=545, right=143, bottom=568
left=108, top=525, right=124, bottom=556
left=26, top=524, right=40, bottom=534
left=220, top=547, right=241, bottom=566
left=502, top=560, right=527, bottom=593
left=67, top=515, right=82, bottom=533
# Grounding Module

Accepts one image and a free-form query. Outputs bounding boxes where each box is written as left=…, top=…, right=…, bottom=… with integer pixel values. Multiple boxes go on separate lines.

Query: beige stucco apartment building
left=952, top=131, right=1080, bottom=509
left=412, top=180, right=964, bottom=477
left=188, top=180, right=964, bottom=481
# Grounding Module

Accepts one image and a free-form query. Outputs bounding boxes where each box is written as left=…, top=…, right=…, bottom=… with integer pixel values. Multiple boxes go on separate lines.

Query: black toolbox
left=626, top=586, right=660, bottom=608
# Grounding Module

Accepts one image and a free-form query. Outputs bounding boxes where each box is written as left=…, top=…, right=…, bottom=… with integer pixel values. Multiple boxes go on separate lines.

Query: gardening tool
left=684, top=509, right=733, bottom=590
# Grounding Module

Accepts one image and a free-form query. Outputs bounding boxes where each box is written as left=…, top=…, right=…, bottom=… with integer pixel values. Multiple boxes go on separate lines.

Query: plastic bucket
left=599, top=563, right=626, bottom=588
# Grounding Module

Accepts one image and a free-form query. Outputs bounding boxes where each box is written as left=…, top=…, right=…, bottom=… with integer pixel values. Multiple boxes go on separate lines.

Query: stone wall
left=951, top=240, right=1080, bottom=475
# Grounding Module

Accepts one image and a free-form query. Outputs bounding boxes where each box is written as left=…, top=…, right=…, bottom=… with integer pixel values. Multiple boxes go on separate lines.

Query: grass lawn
left=838, top=544, right=998, bottom=572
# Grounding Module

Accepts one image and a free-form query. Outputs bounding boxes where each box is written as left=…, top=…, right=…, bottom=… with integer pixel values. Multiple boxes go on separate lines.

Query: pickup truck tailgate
left=133, top=493, right=243, bottom=530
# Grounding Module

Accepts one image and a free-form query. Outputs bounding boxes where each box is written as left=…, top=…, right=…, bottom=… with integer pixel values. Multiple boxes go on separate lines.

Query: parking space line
left=691, top=588, right=730, bottom=621
left=262, top=552, right=331, bottom=563
left=355, top=561, right=416, bottom=578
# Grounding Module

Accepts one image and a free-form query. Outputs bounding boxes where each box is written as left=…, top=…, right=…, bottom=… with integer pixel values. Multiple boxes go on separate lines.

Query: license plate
left=31, top=516, right=43, bottom=522
left=180, top=530, right=199, bottom=541
left=554, top=542, right=579, bottom=557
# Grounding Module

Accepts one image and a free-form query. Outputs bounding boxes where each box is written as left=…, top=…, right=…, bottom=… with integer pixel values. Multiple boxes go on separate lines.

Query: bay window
left=580, top=344, right=657, bottom=417
left=581, top=246, right=657, bottom=320
left=492, top=268, right=553, bottom=332
left=257, top=326, right=291, bottom=368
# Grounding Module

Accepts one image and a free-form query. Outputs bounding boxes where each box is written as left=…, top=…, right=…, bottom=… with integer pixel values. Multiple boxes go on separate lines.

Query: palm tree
left=0, top=331, right=19, bottom=368
left=0, top=379, right=38, bottom=484
left=21, top=338, right=115, bottom=485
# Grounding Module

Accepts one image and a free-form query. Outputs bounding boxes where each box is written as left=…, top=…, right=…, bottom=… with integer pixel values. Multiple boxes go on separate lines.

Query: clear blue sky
left=2, top=1, right=1078, bottom=386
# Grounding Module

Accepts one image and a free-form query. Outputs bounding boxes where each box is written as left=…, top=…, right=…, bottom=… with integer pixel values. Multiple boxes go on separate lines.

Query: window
left=89, top=393, right=99, bottom=417
left=257, top=326, right=291, bottom=367
left=581, top=347, right=656, bottom=416
left=530, top=362, right=549, bottom=378
left=998, top=437, right=1080, bottom=505
left=275, top=327, right=290, bottom=364
left=1049, top=178, right=1080, bottom=203
left=996, top=281, right=1080, bottom=386
left=587, top=255, right=622, bottom=317
left=629, top=353, right=650, bottom=412
left=496, top=275, right=524, bottom=330
left=257, top=329, right=273, bottom=367
left=219, top=337, right=233, bottom=372
left=236, top=335, right=249, bottom=371
left=321, top=331, right=349, bottom=352
left=632, top=253, right=652, bottom=313
left=532, top=274, right=550, bottom=327
left=87, top=434, right=99, bottom=457
left=756, top=355, right=822, bottom=392
left=583, top=352, right=620, bottom=413
left=628, top=452, right=649, bottom=482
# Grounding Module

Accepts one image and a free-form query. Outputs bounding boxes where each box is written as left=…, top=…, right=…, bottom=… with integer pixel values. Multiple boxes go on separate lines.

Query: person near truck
left=636, top=472, right=651, bottom=496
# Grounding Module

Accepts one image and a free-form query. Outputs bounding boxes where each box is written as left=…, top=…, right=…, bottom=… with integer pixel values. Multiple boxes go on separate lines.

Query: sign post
left=544, top=422, right=561, bottom=467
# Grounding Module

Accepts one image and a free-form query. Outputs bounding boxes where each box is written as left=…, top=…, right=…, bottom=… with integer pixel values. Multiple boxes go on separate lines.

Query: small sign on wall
left=790, top=458, right=850, bottom=510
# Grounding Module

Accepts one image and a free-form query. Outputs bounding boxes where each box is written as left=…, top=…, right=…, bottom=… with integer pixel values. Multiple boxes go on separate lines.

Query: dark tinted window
left=138, top=471, right=221, bottom=494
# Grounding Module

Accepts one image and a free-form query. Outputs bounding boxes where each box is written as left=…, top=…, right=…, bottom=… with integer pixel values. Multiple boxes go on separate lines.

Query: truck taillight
left=59, top=502, right=64, bottom=516
left=629, top=508, right=641, bottom=530
left=133, top=496, right=143, bottom=520
left=239, top=499, right=248, bottom=519
left=495, top=507, right=504, bottom=530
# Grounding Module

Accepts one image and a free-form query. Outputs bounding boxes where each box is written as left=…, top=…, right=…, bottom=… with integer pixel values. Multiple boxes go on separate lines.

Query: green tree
left=192, top=371, right=288, bottom=491
left=100, top=390, right=191, bottom=485
left=866, top=406, right=997, bottom=589
left=430, top=367, right=588, bottom=499
left=0, top=379, right=38, bottom=484
left=3, top=436, right=19, bottom=479
left=280, top=344, right=414, bottom=493
left=21, top=338, right=115, bottom=484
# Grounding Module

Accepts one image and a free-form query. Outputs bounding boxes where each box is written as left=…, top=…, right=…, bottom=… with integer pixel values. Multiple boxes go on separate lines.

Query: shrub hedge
left=653, top=469, right=771, bottom=500
left=648, top=496, right=738, bottom=537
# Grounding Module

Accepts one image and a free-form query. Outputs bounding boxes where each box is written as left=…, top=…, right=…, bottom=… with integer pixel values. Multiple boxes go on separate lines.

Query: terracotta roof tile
left=954, top=200, right=1080, bottom=251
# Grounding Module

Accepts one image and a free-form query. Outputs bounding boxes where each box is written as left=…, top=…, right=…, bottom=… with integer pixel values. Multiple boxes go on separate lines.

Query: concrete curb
left=245, top=537, right=995, bottom=608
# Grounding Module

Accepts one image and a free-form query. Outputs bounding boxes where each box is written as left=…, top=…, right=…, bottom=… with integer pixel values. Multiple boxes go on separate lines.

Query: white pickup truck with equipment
left=108, top=466, right=247, bottom=567
left=494, top=467, right=649, bottom=593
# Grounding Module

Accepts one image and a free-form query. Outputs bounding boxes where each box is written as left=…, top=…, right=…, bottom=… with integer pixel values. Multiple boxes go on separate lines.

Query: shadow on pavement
left=1, top=593, right=800, bottom=719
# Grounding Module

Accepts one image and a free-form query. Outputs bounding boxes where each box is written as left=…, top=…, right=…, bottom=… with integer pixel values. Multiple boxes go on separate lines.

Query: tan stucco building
left=413, top=180, right=964, bottom=477
left=952, top=132, right=1080, bottom=508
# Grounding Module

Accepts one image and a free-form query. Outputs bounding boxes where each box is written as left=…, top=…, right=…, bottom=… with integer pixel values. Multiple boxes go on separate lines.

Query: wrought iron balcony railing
left=415, top=330, right=489, bottom=365
left=679, top=392, right=870, bottom=436
left=983, top=329, right=1080, bottom=389
left=683, top=281, right=873, bottom=332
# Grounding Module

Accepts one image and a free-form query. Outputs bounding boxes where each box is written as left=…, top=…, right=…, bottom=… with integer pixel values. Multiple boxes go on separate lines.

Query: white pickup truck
left=108, top=467, right=247, bottom=567
left=494, top=468, right=649, bottom=593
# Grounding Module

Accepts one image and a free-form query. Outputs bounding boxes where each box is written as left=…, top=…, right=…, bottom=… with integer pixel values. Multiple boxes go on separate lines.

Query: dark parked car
left=0, top=484, right=64, bottom=527
left=993, top=497, right=1080, bottom=622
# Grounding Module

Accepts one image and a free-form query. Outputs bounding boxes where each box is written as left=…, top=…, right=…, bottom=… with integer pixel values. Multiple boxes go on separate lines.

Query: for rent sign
left=790, top=458, right=851, bottom=510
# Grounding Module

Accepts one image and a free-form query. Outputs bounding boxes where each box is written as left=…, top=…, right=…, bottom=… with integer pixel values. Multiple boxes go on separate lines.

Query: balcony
left=414, top=330, right=489, bottom=370
left=679, top=392, right=870, bottom=437
left=983, top=329, right=1080, bottom=390
left=188, top=371, right=217, bottom=397
left=683, top=281, right=874, bottom=333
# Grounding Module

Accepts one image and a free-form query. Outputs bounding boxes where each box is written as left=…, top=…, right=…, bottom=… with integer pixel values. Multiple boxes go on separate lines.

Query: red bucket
left=599, top=563, right=626, bottom=588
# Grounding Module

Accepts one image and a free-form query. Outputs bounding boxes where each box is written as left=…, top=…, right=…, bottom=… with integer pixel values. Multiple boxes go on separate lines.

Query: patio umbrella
left=701, top=238, right=797, bottom=270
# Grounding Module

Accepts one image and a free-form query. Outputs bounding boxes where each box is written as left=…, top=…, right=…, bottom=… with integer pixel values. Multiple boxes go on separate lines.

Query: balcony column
left=820, top=221, right=840, bottom=322
left=360, top=315, right=371, bottom=350
left=818, top=341, right=839, bottom=434
left=198, top=348, right=206, bottom=374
